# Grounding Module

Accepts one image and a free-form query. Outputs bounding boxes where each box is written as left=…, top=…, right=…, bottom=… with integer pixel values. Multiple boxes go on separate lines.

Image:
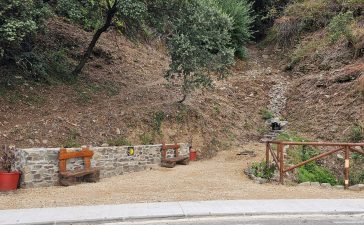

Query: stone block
left=310, top=182, right=320, bottom=187
left=349, top=184, right=364, bottom=191
left=333, top=185, right=344, bottom=190
left=298, top=182, right=311, bottom=186
left=320, top=183, right=332, bottom=188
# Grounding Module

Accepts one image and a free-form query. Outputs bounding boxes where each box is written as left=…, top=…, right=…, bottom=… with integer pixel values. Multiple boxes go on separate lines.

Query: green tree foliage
left=149, top=0, right=235, bottom=102
left=56, top=0, right=104, bottom=31
left=213, top=0, right=254, bottom=59
left=0, top=0, right=49, bottom=60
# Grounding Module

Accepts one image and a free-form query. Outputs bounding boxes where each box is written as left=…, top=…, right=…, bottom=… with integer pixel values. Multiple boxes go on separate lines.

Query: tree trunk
left=72, top=5, right=117, bottom=76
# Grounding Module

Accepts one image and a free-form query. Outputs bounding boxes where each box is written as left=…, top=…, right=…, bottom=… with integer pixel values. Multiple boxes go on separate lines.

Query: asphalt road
left=103, top=215, right=364, bottom=225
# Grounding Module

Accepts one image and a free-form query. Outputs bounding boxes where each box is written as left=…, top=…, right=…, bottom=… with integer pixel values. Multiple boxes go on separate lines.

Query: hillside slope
left=0, top=18, right=272, bottom=156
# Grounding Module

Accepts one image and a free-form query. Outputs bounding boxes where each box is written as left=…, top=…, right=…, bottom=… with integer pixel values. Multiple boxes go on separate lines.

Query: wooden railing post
left=344, top=146, right=350, bottom=189
left=266, top=142, right=270, bottom=167
left=278, top=143, right=284, bottom=184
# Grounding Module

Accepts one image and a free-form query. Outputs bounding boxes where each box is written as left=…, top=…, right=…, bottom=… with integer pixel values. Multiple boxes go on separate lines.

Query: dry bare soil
left=1, top=143, right=363, bottom=210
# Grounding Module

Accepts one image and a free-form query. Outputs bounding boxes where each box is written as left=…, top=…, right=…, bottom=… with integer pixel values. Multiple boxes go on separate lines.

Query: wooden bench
left=160, top=143, right=189, bottom=168
left=58, top=148, right=100, bottom=186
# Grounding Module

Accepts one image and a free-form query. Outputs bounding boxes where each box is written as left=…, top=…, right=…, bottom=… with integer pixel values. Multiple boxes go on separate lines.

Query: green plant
left=56, top=0, right=104, bottom=31
left=107, top=136, right=132, bottom=146
left=0, top=0, right=50, bottom=61
left=328, top=11, right=354, bottom=43
left=279, top=132, right=338, bottom=185
left=213, top=0, right=254, bottom=58
left=260, top=108, right=274, bottom=120
left=139, top=132, right=154, bottom=145
left=250, top=161, right=276, bottom=180
left=62, top=129, right=81, bottom=148
left=16, top=49, right=74, bottom=83
left=162, top=0, right=235, bottom=102
left=0, top=145, right=19, bottom=172
left=347, top=124, right=363, bottom=143
left=297, top=165, right=337, bottom=185
left=176, top=104, right=188, bottom=123
left=153, top=111, right=164, bottom=135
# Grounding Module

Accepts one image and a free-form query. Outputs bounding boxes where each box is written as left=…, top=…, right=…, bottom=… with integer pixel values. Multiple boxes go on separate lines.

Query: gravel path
left=1, top=143, right=363, bottom=210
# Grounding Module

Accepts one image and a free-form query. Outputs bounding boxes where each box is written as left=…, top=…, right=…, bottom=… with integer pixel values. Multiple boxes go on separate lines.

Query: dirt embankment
left=0, top=18, right=273, bottom=156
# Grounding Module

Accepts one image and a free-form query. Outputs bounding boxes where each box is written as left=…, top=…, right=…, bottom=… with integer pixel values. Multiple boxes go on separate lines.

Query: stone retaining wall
left=17, top=144, right=189, bottom=188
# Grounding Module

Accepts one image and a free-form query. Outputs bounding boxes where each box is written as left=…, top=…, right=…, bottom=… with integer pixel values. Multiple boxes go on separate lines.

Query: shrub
left=153, top=0, right=235, bottom=100
left=347, top=124, right=363, bottom=142
left=297, top=165, right=337, bottom=185
left=56, top=0, right=104, bottom=31
left=15, top=49, right=74, bottom=83
left=0, top=0, right=50, bottom=61
left=107, top=137, right=132, bottom=146
left=62, top=129, right=81, bottom=148
left=139, top=132, right=154, bottom=145
left=213, top=0, right=254, bottom=58
left=0, top=145, right=20, bottom=172
left=260, top=108, right=274, bottom=120
left=153, top=111, right=165, bottom=135
left=328, top=11, right=354, bottom=43
left=250, top=161, right=276, bottom=180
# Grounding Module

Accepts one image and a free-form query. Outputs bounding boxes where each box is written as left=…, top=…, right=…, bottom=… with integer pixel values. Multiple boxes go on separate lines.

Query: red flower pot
left=189, top=150, right=197, bottom=161
left=0, top=171, right=20, bottom=191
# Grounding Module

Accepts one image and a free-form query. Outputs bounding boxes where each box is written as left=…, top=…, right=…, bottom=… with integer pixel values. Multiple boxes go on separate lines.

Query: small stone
left=116, top=128, right=121, bottom=135
left=349, top=184, right=364, bottom=191
left=258, top=178, right=268, bottom=184
left=35, top=139, right=40, bottom=144
left=101, top=143, right=109, bottom=147
left=42, top=139, right=48, bottom=144
left=28, top=139, right=35, bottom=145
left=298, top=182, right=311, bottom=186
left=333, top=185, right=344, bottom=190
left=337, top=154, right=344, bottom=160
left=310, top=182, right=320, bottom=187
left=321, top=183, right=332, bottom=188
left=262, top=54, right=269, bottom=59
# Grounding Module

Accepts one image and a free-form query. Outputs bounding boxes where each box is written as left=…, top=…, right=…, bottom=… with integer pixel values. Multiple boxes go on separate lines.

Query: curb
left=1, top=199, right=364, bottom=225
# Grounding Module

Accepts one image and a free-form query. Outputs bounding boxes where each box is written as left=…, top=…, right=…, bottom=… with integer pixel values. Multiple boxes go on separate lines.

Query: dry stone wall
left=17, top=144, right=189, bottom=188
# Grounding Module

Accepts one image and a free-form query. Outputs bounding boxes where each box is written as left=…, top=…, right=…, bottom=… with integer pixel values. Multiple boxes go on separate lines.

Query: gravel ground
left=1, top=143, right=363, bottom=210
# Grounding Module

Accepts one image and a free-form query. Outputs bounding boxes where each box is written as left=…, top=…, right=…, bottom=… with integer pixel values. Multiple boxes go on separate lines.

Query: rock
left=298, top=182, right=311, bottom=186
left=101, top=143, right=109, bottom=147
left=262, top=54, right=269, bottom=59
left=42, top=140, right=48, bottom=144
left=336, top=154, right=344, bottom=160
left=258, top=178, right=268, bottom=184
left=28, top=139, right=35, bottom=145
left=349, top=184, right=364, bottom=191
left=310, top=182, right=320, bottom=187
left=333, top=185, right=344, bottom=190
left=320, top=183, right=332, bottom=188
left=116, top=128, right=121, bottom=135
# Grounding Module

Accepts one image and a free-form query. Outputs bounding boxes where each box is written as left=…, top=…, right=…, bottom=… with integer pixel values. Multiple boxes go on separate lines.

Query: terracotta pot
left=0, top=171, right=20, bottom=191
left=189, top=149, right=197, bottom=161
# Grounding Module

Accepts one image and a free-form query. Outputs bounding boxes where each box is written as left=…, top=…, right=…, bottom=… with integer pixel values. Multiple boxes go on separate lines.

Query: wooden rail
left=266, top=141, right=364, bottom=189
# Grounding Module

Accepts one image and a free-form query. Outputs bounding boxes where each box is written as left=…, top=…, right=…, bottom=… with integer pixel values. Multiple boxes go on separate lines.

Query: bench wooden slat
left=60, top=167, right=100, bottom=177
left=59, top=148, right=94, bottom=160
left=162, top=156, right=188, bottom=163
